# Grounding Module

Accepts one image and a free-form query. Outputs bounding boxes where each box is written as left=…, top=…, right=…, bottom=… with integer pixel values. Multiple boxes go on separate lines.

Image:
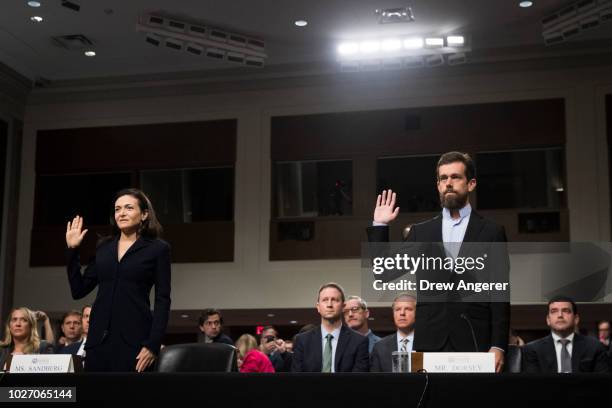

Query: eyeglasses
left=343, top=307, right=364, bottom=315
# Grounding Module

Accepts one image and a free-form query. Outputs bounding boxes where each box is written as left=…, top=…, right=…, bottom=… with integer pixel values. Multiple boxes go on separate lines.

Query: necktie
left=322, top=334, right=333, bottom=373
left=559, top=338, right=572, bottom=373
left=400, top=338, right=409, bottom=352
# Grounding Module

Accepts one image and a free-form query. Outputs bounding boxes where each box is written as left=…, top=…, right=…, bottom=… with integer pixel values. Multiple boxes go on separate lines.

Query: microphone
left=460, top=313, right=479, bottom=352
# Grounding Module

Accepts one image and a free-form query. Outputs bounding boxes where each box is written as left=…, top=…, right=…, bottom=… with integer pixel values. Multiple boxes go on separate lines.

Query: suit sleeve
left=352, top=336, right=370, bottom=372
left=291, top=335, right=305, bottom=372
left=521, top=344, right=540, bottom=373
left=142, top=242, right=172, bottom=354
left=489, top=225, right=510, bottom=351
left=369, top=342, right=382, bottom=372
left=592, top=342, right=611, bottom=373
left=66, top=248, right=98, bottom=300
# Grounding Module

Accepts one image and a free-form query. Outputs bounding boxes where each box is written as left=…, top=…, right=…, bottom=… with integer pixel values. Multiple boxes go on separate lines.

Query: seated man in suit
left=55, top=310, right=83, bottom=354
left=370, top=293, right=416, bottom=372
left=343, top=295, right=380, bottom=353
left=198, top=309, right=233, bottom=345
left=522, top=296, right=609, bottom=373
left=292, top=282, right=369, bottom=372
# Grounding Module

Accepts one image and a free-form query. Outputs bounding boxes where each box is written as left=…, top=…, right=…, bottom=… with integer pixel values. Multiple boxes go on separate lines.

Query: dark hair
left=317, top=282, right=346, bottom=303
left=293, top=323, right=317, bottom=343
left=436, top=151, right=476, bottom=181
left=61, top=310, right=82, bottom=325
left=198, top=309, right=223, bottom=326
left=105, top=188, right=163, bottom=242
left=547, top=295, right=578, bottom=315
left=259, top=325, right=278, bottom=344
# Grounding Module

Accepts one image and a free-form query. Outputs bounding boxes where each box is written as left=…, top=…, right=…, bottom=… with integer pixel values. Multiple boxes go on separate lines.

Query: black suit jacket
left=522, top=333, right=610, bottom=373
left=66, top=236, right=171, bottom=355
left=291, top=325, right=369, bottom=372
left=367, top=211, right=510, bottom=352
left=370, top=333, right=399, bottom=372
left=55, top=340, right=83, bottom=354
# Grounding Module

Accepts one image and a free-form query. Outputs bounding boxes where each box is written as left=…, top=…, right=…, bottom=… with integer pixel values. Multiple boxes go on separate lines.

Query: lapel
left=335, top=325, right=351, bottom=369
left=543, top=335, right=559, bottom=372
left=393, top=332, right=399, bottom=352
left=312, top=326, right=323, bottom=371
left=457, top=210, right=485, bottom=258
left=119, top=236, right=152, bottom=262
left=431, top=215, right=443, bottom=242
left=571, top=334, right=583, bottom=372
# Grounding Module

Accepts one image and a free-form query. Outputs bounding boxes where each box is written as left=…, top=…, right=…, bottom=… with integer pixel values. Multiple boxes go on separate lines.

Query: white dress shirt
left=551, top=332, right=574, bottom=373
left=321, top=325, right=341, bottom=373
left=397, top=331, right=415, bottom=353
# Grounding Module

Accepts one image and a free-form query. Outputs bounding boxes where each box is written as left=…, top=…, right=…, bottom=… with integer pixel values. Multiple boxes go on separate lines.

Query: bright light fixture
left=381, top=38, right=402, bottom=51
left=84, top=50, right=96, bottom=57
left=30, top=15, right=43, bottom=22
left=447, top=36, right=465, bottom=46
left=338, top=42, right=359, bottom=55
left=424, top=37, right=444, bottom=47
left=359, top=40, right=380, bottom=53
left=519, top=1, right=533, bottom=8
left=294, top=20, right=308, bottom=27
left=27, top=1, right=41, bottom=7
left=403, top=37, right=424, bottom=49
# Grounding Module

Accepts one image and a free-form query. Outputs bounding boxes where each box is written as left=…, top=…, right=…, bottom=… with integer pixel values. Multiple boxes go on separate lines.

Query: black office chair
left=503, top=344, right=522, bottom=373
left=156, top=343, right=238, bottom=372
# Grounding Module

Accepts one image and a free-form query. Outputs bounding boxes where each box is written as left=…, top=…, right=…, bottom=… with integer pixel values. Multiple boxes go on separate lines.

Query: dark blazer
left=522, top=333, right=610, bottom=373
left=367, top=211, right=510, bottom=352
left=291, top=325, right=369, bottom=372
left=66, top=236, right=171, bottom=355
left=212, top=333, right=234, bottom=346
left=370, top=333, right=399, bottom=372
left=55, top=340, right=83, bottom=354
left=0, top=340, right=54, bottom=370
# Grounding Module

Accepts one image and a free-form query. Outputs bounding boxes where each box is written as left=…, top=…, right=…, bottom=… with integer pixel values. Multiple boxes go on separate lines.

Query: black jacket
left=291, top=325, right=369, bottom=372
left=66, top=236, right=171, bottom=355
left=367, top=211, right=510, bottom=352
left=522, top=333, right=610, bottom=373
left=370, top=333, right=400, bottom=372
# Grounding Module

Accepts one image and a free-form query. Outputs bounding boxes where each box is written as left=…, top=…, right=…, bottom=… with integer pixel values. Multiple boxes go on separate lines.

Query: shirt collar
left=442, top=203, right=472, bottom=222
left=321, top=324, right=341, bottom=340
left=397, top=330, right=414, bottom=341
left=551, top=331, right=575, bottom=343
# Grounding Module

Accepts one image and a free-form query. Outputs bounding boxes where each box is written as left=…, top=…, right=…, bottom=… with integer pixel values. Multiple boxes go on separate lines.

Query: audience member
left=34, top=310, right=55, bottom=345
left=344, top=295, right=380, bottom=353
left=522, top=296, right=609, bottom=373
left=75, top=305, right=91, bottom=357
left=0, top=307, right=54, bottom=370
left=55, top=310, right=82, bottom=353
left=509, top=329, right=525, bottom=347
left=597, top=320, right=611, bottom=350
left=198, top=309, right=233, bottom=345
left=292, top=282, right=369, bottom=372
left=259, top=326, right=291, bottom=372
left=236, top=334, right=275, bottom=373
left=370, top=293, right=416, bottom=372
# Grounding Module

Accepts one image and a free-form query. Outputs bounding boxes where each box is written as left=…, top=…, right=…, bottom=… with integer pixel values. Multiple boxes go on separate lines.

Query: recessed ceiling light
left=519, top=1, right=533, bottom=7
left=180, top=314, right=189, bottom=318
left=267, top=313, right=275, bottom=317
left=294, top=20, right=308, bottom=27
left=289, top=320, right=298, bottom=324
left=30, top=16, right=43, bottom=23
left=84, top=50, right=96, bottom=57
left=27, top=1, right=41, bottom=7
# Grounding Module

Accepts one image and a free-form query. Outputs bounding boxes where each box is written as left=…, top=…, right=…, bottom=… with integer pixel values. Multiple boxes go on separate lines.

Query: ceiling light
left=519, top=1, right=533, bottom=7
left=289, top=320, right=298, bottom=324
left=338, top=42, right=359, bottom=55
left=30, top=16, right=43, bottom=23
left=27, top=1, right=41, bottom=7
left=360, top=40, right=380, bottom=53
left=381, top=38, right=402, bottom=51
left=180, top=314, right=189, bottom=318
left=375, top=7, right=415, bottom=24
left=424, top=37, right=444, bottom=48
left=267, top=313, right=275, bottom=317
left=294, top=20, right=308, bottom=27
left=403, top=37, right=424, bottom=49
left=84, top=50, right=96, bottom=57
left=447, top=36, right=465, bottom=46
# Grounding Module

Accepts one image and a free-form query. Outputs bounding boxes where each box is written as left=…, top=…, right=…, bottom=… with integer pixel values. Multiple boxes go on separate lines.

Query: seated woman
left=235, top=334, right=275, bottom=373
left=0, top=307, right=54, bottom=371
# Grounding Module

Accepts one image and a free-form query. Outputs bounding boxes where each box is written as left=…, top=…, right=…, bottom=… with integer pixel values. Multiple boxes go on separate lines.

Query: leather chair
left=157, top=343, right=238, bottom=372
left=503, top=344, right=522, bottom=373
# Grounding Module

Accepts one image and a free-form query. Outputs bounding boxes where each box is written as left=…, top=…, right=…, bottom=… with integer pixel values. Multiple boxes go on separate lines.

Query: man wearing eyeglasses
left=198, top=309, right=233, bottom=345
left=344, top=296, right=381, bottom=353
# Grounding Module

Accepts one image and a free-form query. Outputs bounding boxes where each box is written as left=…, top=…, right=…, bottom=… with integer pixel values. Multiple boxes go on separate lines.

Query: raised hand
left=373, top=189, right=400, bottom=224
left=66, top=215, right=88, bottom=248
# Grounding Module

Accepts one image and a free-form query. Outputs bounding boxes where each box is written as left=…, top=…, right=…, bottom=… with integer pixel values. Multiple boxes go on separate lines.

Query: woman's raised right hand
left=66, top=215, right=88, bottom=248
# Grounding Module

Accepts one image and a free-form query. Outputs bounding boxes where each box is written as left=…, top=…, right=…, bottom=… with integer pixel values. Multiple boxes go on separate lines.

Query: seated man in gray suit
left=522, top=296, right=609, bottom=373
left=370, top=293, right=416, bottom=372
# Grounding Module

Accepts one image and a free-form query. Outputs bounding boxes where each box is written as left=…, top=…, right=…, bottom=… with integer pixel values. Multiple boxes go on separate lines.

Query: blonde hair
left=0, top=307, right=41, bottom=354
left=235, top=334, right=258, bottom=358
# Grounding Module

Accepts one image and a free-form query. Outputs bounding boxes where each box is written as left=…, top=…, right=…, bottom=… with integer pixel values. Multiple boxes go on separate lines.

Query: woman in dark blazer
left=66, top=188, right=171, bottom=372
left=0, top=307, right=54, bottom=371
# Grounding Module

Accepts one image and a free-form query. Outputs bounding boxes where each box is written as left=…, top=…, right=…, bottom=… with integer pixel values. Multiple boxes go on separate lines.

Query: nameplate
left=9, top=355, right=74, bottom=373
left=421, top=352, right=495, bottom=373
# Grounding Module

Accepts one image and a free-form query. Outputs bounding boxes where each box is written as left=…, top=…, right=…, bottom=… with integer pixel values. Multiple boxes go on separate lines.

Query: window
left=377, top=155, right=440, bottom=212
left=476, top=148, right=565, bottom=210
left=273, top=160, right=352, bottom=217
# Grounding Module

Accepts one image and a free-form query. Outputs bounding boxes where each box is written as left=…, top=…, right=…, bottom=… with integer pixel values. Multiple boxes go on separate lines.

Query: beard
left=439, top=189, right=469, bottom=210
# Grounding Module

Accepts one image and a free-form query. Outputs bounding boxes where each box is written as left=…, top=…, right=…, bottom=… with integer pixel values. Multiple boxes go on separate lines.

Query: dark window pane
left=36, top=173, right=132, bottom=225
left=476, top=148, right=565, bottom=209
left=274, top=160, right=352, bottom=217
left=377, top=155, right=440, bottom=213
left=141, top=167, right=234, bottom=223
